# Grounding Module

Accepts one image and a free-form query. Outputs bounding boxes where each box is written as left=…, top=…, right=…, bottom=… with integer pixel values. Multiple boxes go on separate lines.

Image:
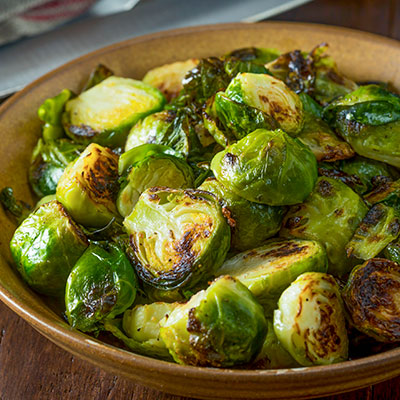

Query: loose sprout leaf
left=10, top=200, right=88, bottom=296
left=81, top=64, right=114, bottom=92
left=281, top=177, right=368, bottom=276
left=274, top=272, right=348, bottom=366
left=215, top=239, right=328, bottom=314
left=0, top=187, right=31, bottom=223
left=346, top=204, right=400, bottom=260
left=159, top=276, right=267, bottom=367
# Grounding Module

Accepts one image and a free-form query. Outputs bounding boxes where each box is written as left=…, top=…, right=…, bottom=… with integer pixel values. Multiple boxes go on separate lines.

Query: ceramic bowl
left=0, top=22, right=399, bottom=400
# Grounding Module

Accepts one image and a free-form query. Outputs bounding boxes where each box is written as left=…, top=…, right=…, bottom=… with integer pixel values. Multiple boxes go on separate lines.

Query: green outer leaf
left=210, top=129, right=318, bottom=206
left=65, top=243, right=138, bottom=332
left=10, top=200, right=88, bottom=296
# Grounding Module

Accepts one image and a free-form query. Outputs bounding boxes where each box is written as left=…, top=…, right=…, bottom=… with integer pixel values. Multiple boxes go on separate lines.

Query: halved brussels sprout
left=29, top=138, right=85, bottom=197
left=364, top=179, right=400, bottom=211
left=38, top=89, right=73, bottom=141
left=62, top=76, right=165, bottom=147
left=117, top=145, right=194, bottom=217
left=224, top=73, right=304, bottom=135
left=210, top=129, right=318, bottom=206
left=215, top=239, right=327, bottom=314
left=124, top=187, right=231, bottom=292
left=343, top=258, right=400, bottom=342
left=10, top=200, right=88, bottom=296
left=274, top=272, right=348, bottom=366
left=143, top=58, right=199, bottom=101
left=251, top=319, right=299, bottom=369
left=65, top=243, right=137, bottom=332
left=199, top=178, right=284, bottom=251
left=56, top=143, right=120, bottom=227
left=159, top=276, right=267, bottom=367
left=281, top=177, right=368, bottom=276
left=266, top=44, right=357, bottom=105
left=346, top=204, right=400, bottom=260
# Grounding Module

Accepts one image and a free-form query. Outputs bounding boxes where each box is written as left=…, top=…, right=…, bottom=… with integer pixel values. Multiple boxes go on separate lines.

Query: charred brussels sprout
left=56, top=143, right=120, bottom=227
left=199, top=178, right=284, bottom=251
left=10, top=200, right=88, bottom=296
left=211, top=129, right=318, bottom=206
left=62, top=77, right=165, bottom=147
left=216, top=239, right=328, bottom=313
left=281, top=177, right=368, bottom=276
left=224, top=73, right=304, bottom=135
left=124, top=187, right=230, bottom=292
left=65, top=243, right=137, bottom=332
left=346, top=204, right=400, bottom=260
left=364, top=179, right=400, bottom=211
left=225, top=47, right=280, bottom=65
left=29, top=139, right=84, bottom=197
left=117, top=145, right=194, bottom=217
left=143, top=58, right=199, bottom=101
left=325, top=85, right=400, bottom=167
left=274, top=272, right=348, bottom=366
left=38, top=89, right=73, bottom=141
left=343, top=258, right=400, bottom=342
left=159, top=276, right=267, bottom=367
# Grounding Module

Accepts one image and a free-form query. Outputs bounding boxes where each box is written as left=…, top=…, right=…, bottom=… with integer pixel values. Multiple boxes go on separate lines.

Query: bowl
left=0, top=22, right=399, bottom=400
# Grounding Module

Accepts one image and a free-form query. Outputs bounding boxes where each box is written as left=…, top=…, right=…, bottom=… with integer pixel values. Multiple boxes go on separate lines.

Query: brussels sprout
left=62, top=76, right=165, bottom=147
left=210, top=129, right=318, bottom=206
left=199, top=178, right=284, bottom=251
left=343, top=258, right=400, bottom=342
left=225, top=47, right=280, bottom=65
left=0, top=187, right=31, bottom=223
left=81, top=64, right=114, bottom=92
left=266, top=44, right=357, bottom=104
left=10, top=200, right=88, bottom=296
left=38, top=89, right=73, bottom=141
left=281, top=177, right=368, bottom=276
left=274, top=272, right=348, bottom=366
left=65, top=243, right=137, bottom=332
left=346, top=204, right=400, bottom=261
left=29, top=138, right=85, bottom=197
left=118, top=302, right=179, bottom=358
left=117, top=145, right=194, bottom=217
left=124, top=187, right=230, bottom=292
left=384, top=241, right=400, bottom=263
left=224, top=73, right=304, bottom=135
left=56, top=143, right=120, bottom=227
left=251, top=319, right=299, bottom=369
left=215, top=239, right=327, bottom=314
left=364, top=179, right=400, bottom=211
left=143, top=58, right=199, bottom=101
left=159, top=276, right=267, bottom=367
left=324, top=85, right=400, bottom=126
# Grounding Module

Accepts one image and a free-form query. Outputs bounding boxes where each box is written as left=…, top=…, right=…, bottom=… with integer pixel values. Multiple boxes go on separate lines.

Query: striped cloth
left=0, top=0, right=97, bottom=46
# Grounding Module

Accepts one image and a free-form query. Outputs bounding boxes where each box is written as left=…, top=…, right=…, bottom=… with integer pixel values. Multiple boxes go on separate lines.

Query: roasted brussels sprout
left=266, top=44, right=357, bottom=104
left=10, top=200, right=88, bottom=296
left=211, top=129, right=318, bottom=206
left=364, top=179, right=400, bottom=210
left=274, top=272, right=348, bottom=366
left=346, top=204, right=400, bottom=260
left=143, top=58, right=199, bottom=101
left=65, top=243, right=137, bottom=332
left=281, top=177, right=368, bottom=276
left=117, top=144, right=194, bottom=217
left=124, top=187, right=231, bottom=292
left=251, top=319, right=299, bottom=369
left=225, top=47, right=280, bottom=66
left=224, top=73, right=304, bottom=135
left=198, top=178, right=283, bottom=251
left=29, top=138, right=84, bottom=197
left=62, top=76, right=165, bottom=147
left=38, top=89, right=73, bottom=141
left=56, top=143, right=120, bottom=227
left=343, top=258, right=400, bottom=342
left=215, top=239, right=327, bottom=313
left=159, top=276, right=267, bottom=367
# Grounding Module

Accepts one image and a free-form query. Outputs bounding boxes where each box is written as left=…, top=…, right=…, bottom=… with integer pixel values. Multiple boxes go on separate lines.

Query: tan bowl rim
left=1, top=21, right=400, bottom=384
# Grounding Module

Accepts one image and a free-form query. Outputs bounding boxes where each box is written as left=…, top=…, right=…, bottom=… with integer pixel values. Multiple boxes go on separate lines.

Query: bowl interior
left=0, top=22, right=400, bottom=399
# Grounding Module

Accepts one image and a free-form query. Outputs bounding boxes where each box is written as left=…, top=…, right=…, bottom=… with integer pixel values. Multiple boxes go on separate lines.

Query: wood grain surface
left=1, top=0, right=400, bottom=399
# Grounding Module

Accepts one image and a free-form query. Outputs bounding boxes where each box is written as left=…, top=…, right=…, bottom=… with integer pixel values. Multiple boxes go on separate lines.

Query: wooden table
left=1, top=0, right=400, bottom=399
